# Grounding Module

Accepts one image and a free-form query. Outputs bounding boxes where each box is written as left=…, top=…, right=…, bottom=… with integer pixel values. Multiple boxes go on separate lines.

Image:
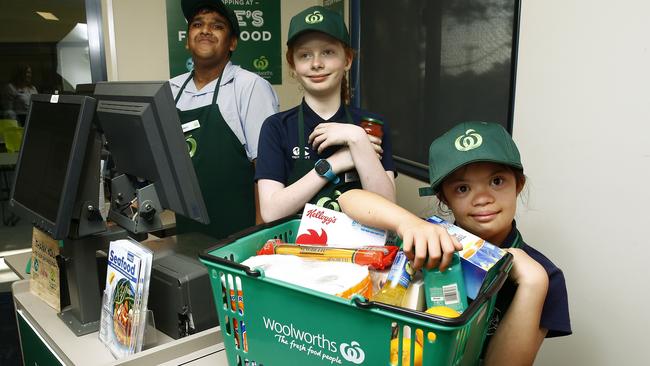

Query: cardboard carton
left=297, top=204, right=387, bottom=248
left=425, top=216, right=506, bottom=299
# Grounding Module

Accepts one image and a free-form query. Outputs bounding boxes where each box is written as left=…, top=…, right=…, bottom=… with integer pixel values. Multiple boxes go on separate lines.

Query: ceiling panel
left=0, top=0, right=86, bottom=43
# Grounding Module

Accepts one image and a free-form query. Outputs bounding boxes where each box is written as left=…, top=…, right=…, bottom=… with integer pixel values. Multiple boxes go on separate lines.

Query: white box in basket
left=296, top=204, right=387, bottom=248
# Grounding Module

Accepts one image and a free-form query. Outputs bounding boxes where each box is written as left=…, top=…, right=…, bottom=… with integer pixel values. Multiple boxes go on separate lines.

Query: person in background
left=170, top=0, right=279, bottom=238
left=1, top=63, right=38, bottom=126
left=255, top=6, right=396, bottom=222
left=339, top=121, right=571, bottom=365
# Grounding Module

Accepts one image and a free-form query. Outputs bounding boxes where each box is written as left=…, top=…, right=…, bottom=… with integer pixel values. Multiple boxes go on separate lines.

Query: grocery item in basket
left=425, top=215, right=506, bottom=299
left=401, top=272, right=425, bottom=311
left=426, top=306, right=461, bottom=318
left=372, top=251, right=415, bottom=306
left=242, top=254, right=372, bottom=299
left=422, top=253, right=468, bottom=313
left=297, top=203, right=387, bottom=247
left=221, top=275, right=248, bottom=351
left=390, top=337, right=423, bottom=366
left=257, top=239, right=398, bottom=269
left=369, top=268, right=390, bottom=296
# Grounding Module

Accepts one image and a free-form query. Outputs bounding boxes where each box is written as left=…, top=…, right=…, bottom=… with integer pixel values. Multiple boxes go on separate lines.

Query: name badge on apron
left=182, top=119, right=201, bottom=133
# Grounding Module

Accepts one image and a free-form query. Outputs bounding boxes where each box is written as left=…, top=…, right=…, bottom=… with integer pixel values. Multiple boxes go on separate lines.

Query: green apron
left=174, top=72, right=255, bottom=239
left=286, top=103, right=361, bottom=211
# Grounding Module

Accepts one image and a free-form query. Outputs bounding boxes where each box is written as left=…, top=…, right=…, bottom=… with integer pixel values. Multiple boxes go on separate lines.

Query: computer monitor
left=10, top=94, right=101, bottom=239
left=10, top=82, right=210, bottom=336
left=93, top=81, right=209, bottom=232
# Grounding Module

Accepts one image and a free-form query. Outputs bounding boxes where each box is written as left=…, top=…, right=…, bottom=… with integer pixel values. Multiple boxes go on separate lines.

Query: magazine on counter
left=99, top=238, right=153, bottom=359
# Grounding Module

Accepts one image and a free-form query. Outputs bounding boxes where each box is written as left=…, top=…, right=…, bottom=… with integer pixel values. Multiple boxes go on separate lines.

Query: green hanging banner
left=166, top=0, right=282, bottom=84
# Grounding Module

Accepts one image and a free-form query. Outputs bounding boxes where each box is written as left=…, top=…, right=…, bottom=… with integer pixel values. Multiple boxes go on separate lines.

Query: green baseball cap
left=287, top=6, right=350, bottom=46
left=181, top=0, right=240, bottom=37
left=419, top=121, right=523, bottom=196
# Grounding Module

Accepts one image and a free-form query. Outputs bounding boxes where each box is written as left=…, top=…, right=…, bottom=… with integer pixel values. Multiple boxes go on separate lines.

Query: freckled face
left=291, top=32, right=351, bottom=98
left=440, top=162, right=522, bottom=245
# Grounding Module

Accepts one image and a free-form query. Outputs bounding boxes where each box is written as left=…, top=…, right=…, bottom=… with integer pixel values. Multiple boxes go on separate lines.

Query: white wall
left=102, top=0, right=170, bottom=81
left=512, top=1, right=650, bottom=364
left=396, top=1, right=650, bottom=364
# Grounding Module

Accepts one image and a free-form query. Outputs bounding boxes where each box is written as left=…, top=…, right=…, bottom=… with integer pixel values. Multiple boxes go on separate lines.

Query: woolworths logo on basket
left=262, top=317, right=365, bottom=364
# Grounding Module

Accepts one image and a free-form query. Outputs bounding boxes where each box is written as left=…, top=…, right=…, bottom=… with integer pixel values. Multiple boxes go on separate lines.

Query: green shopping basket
left=200, top=215, right=512, bottom=366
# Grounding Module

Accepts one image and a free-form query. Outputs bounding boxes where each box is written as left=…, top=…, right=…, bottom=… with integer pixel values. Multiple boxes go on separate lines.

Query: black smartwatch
left=314, top=159, right=340, bottom=184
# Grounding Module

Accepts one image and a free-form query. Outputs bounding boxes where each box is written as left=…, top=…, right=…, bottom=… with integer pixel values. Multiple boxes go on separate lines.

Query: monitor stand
left=58, top=226, right=132, bottom=336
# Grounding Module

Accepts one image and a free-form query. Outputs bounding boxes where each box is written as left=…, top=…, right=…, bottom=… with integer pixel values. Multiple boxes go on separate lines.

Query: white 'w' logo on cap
left=454, top=129, right=483, bottom=151
left=305, top=11, right=324, bottom=24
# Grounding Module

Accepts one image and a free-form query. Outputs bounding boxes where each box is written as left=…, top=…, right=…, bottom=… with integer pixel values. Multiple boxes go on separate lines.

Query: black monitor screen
left=10, top=95, right=97, bottom=238
left=12, top=101, right=80, bottom=222
left=94, top=81, right=209, bottom=226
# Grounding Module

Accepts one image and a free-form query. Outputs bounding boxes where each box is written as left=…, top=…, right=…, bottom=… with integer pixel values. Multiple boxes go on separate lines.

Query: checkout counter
left=4, top=235, right=231, bottom=366
left=2, top=84, right=234, bottom=365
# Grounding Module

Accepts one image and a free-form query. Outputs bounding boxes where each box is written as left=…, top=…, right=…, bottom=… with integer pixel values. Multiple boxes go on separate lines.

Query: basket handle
left=244, top=265, right=262, bottom=277
left=352, top=297, right=470, bottom=326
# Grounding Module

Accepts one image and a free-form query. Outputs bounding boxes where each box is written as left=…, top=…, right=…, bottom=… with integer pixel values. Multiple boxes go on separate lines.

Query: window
left=0, top=0, right=105, bottom=123
left=353, top=0, right=521, bottom=180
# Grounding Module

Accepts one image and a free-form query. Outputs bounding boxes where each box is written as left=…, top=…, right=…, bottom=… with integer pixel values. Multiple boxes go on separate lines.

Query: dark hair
left=187, top=7, right=235, bottom=37
left=286, top=34, right=354, bottom=105
left=11, top=63, right=32, bottom=87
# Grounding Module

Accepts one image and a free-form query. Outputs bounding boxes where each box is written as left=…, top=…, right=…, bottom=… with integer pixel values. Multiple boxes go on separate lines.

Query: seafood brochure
left=297, top=204, right=387, bottom=248
left=425, top=215, right=506, bottom=299
left=99, top=238, right=153, bottom=359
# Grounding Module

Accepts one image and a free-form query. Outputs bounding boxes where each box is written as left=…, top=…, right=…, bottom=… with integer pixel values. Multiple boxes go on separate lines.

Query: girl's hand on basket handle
left=338, top=189, right=461, bottom=271
left=484, top=248, right=549, bottom=366
left=398, top=218, right=462, bottom=271
left=505, top=248, right=548, bottom=287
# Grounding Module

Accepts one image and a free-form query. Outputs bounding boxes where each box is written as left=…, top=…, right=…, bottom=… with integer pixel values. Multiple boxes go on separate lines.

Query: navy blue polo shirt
left=483, top=221, right=572, bottom=351
left=255, top=100, right=396, bottom=184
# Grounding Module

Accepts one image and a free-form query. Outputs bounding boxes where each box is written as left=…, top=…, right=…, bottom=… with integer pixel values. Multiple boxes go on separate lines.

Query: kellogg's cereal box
left=297, top=204, right=387, bottom=248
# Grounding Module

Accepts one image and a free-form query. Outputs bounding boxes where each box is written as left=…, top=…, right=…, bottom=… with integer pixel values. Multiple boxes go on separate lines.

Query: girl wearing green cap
left=339, top=121, right=571, bottom=365
left=255, top=6, right=396, bottom=222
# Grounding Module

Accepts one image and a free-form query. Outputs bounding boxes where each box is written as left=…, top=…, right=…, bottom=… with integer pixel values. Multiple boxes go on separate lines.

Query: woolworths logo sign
left=253, top=56, right=269, bottom=71
left=263, top=317, right=365, bottom=364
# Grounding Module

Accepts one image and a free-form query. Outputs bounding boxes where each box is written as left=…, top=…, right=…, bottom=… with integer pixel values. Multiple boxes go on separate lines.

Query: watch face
left=315, top=160, right=330, bottom=175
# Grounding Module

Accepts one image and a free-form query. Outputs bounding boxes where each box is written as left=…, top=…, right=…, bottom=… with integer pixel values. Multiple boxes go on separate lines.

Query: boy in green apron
left=170, top=0, right=279, bottom=239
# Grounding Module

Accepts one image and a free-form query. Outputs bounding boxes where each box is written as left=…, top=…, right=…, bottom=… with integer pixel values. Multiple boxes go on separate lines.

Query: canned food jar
left=360, top=117, right=384, bottom=138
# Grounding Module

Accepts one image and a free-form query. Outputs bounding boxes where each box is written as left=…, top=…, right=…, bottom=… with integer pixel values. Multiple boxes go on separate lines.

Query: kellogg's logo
left=305, top=208, right=337, bottom=225
left=454, top=128, right=483, bottom=152
left=339, top=342, right=365, bottom=364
